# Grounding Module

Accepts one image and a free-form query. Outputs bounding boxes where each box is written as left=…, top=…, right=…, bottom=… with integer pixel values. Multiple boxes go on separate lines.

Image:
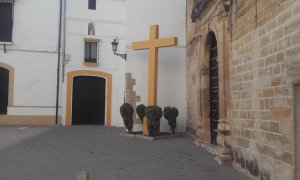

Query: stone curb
left=120, top=132, right=184, bottom=141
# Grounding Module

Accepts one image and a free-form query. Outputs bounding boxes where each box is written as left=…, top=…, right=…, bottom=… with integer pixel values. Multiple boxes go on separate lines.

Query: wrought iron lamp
left=111, top=38, right=127, bottom=60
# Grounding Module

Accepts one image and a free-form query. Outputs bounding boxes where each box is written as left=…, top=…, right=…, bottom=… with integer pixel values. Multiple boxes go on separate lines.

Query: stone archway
left=65, top=70, right=112, bottom=126
left=201, top=31, right=221, bottom=145
left=199, top=28, right=231, bottom=164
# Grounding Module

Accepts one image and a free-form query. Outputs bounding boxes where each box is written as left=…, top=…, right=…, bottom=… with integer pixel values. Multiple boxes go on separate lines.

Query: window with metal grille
left=84, top=42, right=98, bottom=63
left=88, top=0, right=96, bottom=10
left=0, top=2, right=13, bottom=43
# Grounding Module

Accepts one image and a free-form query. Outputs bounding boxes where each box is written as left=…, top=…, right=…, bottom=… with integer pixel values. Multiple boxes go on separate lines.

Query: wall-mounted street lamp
left=111, top=38, right=127, bottom=60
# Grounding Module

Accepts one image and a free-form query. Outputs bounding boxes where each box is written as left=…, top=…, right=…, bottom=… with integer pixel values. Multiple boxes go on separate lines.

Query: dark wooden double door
left=0, top=67, right=9, bottom=115
left=209, top=35, right=219, bottom=145
left=72, top=76, right=106, bottom=125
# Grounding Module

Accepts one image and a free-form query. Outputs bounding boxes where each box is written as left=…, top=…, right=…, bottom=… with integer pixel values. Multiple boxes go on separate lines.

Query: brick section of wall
left=125, top=73, right=141, bottom=124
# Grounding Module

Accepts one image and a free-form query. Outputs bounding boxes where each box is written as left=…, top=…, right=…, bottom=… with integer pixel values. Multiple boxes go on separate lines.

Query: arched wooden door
left=0, top=67, right=9, bottom=114
left=209, top=34, right=219, bottom=145
left=71, top=76, right=106, bottom=125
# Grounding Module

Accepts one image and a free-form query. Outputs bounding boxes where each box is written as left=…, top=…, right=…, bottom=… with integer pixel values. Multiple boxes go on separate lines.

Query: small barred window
left=88, top=0, right=96, bottom=10
left=0, top=1, right=13, bottom=43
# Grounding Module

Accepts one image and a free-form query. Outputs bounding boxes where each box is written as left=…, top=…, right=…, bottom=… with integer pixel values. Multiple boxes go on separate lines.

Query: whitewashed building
left=0, top=0, right=186, bottom=132
left=61, top=0, right=127, bottom=127
left=0, top=0, right=60, bottom=125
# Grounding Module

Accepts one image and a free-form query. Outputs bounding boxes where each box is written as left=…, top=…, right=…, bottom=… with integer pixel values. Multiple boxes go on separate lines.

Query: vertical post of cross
left=132, top=25, right=177, bottom=135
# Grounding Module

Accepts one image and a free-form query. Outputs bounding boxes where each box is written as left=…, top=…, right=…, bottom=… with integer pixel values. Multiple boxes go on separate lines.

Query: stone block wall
left=186, top=33, right=202, bottom=138
left=186, top=0, right=202, bottom=139
left=186, top=0, right=300, bottom=179
left=296, top=85, right=300, bottom=178
left=229, top=0, right=299, bottom=179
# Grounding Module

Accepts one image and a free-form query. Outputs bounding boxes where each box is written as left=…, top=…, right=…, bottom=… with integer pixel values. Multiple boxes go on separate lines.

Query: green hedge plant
left=136, top=104, right=146, bottom=124
left=163, top=106, right=179, bottom=134
left=120, top=103, right=134, bottom=132
left=145, top=106, right=162, bottom=137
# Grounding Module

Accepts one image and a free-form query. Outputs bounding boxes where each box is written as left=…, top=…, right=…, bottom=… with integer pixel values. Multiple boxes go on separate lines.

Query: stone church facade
left=186, top=0, right=300, bottom=179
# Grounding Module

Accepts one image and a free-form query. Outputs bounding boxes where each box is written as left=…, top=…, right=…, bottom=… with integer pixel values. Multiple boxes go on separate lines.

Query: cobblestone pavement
left=0, top=126, right=248, bottom=180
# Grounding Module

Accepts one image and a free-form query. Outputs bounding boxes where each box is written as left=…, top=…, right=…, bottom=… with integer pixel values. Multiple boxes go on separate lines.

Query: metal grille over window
left=84, top=42, right=98, bottom=63
left=0, top=1, right=13, bottom=43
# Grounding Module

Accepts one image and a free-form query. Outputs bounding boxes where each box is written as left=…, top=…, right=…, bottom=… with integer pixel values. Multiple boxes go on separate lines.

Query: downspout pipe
left=56, top=0, right=63, bottom=125
left=62, top=0, right=67, bottom=83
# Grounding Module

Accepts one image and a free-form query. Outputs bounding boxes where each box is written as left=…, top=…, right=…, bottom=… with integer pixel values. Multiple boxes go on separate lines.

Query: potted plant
left=136, top=104, right=146, bottom=124
left=120, top=103, right=134, bottom=132
left=163, top=106, right=179, bottom=134
left=145, top=106, right=162, bottom=137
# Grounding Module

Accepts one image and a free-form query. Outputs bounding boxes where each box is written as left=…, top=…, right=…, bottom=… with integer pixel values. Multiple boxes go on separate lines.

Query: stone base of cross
left=132, top=24, right=177, bottom=135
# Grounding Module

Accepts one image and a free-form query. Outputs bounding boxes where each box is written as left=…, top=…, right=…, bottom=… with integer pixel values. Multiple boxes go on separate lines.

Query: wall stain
left=234, top=149, right=245, bottom=168
left=246, top=158, right=259, bottom=177
left=260, top=169, right=270, bottom=180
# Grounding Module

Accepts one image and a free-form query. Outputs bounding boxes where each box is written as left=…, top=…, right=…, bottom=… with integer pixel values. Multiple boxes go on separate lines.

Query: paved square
left=0, top=126, right=248, bottom=180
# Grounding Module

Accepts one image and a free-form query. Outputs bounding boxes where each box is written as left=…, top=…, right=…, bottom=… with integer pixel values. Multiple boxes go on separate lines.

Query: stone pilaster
left=215, top=119, right=232, bottom=165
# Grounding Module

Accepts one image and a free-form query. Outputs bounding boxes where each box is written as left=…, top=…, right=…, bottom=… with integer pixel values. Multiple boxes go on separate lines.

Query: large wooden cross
left=132, top=24, right=177, bottom=135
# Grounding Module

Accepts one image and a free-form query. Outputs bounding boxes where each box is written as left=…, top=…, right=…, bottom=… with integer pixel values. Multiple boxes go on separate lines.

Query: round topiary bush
left=145, top=106, right=162, bottom=137
left=120, top=103, right=134, bottom=132
left=136, top=104, right=146, bottom=124
left=163, top=106, right=179, bottom=134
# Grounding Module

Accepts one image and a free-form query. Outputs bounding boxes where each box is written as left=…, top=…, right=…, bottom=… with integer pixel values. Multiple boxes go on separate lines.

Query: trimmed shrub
left=163, top=106, right=179, bottom=134
left=136, top=104, right=146, bottom=124
left=120, top=103, right=134, bottom=132
left=145, top=106, right=162, bottom=137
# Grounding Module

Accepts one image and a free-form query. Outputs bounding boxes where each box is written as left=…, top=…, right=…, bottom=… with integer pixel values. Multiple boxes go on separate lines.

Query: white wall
left=126, top=0, right=187, bottom=132
left=12, top=0, right=59, bottom=50
left=67, top=0, right=126, bottom=22
left=61, top=0, right=127, bottom=126
left=0, top=0, right=59, bottom=116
